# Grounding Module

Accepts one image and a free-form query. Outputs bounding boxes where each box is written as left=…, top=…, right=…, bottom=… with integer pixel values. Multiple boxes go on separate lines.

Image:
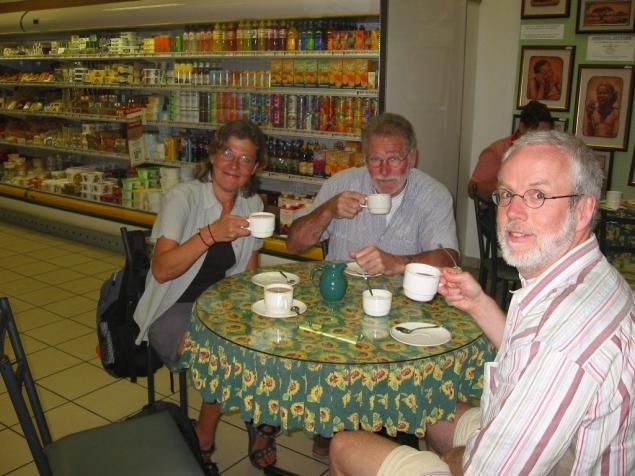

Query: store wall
left=458, top=0, right=521, bottom=261
left=384, top=0, right=466, bottom=196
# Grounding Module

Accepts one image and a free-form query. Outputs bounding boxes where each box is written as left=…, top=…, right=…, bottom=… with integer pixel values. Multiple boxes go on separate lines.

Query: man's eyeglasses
left=492, top=188, right=581, bottom=209
left=366, top=150, right=410, bottom=168
left=220, top=148, right=256, bottom=167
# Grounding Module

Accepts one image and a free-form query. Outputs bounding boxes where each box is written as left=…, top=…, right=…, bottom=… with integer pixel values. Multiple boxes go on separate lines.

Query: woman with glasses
left=134, top=120, right=278, bottom=472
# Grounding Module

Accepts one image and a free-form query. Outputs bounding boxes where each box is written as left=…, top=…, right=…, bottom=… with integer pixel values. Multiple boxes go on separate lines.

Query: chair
left=0, top=297, right=206, bottom=476
left=596, top=209, right=635, bottom=256
left=472, top=186, right=519, bottom=309
left=119, top=227, right=189, bottom=413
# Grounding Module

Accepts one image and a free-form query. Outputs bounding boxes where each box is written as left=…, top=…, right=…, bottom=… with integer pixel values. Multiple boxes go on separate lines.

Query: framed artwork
left=576, top=0, right=635, bottom=33
left=522, top=0, right=571, bottom=18
left=517, top=46, right=576, bottom=111
left=573, top=65, right=634, bottom=150
left=511, top=115, right=568, bottom=133
left=630, top=150, right=635, bottom=186
left=591, top=149, right=613, bottom=195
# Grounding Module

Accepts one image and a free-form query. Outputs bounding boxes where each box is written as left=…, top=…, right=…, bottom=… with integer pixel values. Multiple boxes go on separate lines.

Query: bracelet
left=197, top=231, right=212, bottom=248
left=207, top=223, right=217, bottom=244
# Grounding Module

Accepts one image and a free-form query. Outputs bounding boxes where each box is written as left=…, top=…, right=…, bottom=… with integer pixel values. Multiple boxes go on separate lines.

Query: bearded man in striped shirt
left=329, top=130, right=634, bottom=476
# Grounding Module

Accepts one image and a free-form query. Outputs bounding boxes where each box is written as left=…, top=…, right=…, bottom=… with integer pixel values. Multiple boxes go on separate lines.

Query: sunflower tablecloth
left=180, top=262, right=496, bottom=437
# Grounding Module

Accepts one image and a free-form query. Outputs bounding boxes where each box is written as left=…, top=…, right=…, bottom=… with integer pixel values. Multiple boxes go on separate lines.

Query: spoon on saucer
left=395, top=325, right=441, bottom=334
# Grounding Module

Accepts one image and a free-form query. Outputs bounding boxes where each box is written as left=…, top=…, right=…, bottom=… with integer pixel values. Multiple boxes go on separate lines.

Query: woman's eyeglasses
left=220, top=148, right=256, bottom=167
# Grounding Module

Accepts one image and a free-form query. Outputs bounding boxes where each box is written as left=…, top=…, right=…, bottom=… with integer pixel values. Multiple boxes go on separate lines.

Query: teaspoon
left=395, top=325, right=440, bottom=334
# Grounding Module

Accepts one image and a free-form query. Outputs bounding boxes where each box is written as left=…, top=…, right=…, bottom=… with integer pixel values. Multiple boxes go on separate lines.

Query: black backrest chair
left=472, top=185, right=520, bottom=310
left=0, top=297, right=205, bottom=476
left=120, top=227, right=188, bottom=413
left=596, top=209, right=635, bottom=257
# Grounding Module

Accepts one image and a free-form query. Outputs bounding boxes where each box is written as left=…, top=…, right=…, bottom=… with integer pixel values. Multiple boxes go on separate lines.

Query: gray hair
left=502, top=130, right=603, bottom=203
left=361, top=112, right=417, bottom=156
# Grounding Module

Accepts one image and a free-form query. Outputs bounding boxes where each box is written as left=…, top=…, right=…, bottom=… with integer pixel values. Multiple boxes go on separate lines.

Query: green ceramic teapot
left=311, top=262, right=348, bottom=302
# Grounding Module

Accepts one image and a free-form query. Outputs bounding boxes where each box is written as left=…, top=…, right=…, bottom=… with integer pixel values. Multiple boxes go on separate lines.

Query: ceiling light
left=103, top=3, right=184, bottom=11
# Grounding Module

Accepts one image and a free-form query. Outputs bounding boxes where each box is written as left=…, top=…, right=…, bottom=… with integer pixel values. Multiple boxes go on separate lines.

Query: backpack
left=96, top=228, right=162, bottom=381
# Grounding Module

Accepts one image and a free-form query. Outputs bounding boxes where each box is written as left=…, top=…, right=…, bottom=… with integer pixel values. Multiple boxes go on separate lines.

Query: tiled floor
left=0, top=221, right=329, bottom=476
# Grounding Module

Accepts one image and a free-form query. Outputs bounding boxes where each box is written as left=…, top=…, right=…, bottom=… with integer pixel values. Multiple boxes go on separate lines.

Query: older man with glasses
left=287, top=112, right=459, bottom=276
left=329, top=130, right=634, bottom=476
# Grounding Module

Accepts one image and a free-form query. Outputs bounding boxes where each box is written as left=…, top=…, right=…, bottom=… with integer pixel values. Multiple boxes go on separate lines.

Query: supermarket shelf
left=0, top=140, right=130, bottom=161
left=0, top=109, right=132, bottom=123
left=0, top=182, right=155, bottom=226
left=0, top=50, right=379, bottom=62
left=257, top=170, right=326, bottom=185
left=0, top=81, right=378, bottom=97
left=0, top=181, right=322, bottom=259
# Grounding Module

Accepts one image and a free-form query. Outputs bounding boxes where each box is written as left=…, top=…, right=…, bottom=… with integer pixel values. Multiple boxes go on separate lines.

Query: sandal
left=199, top=446, right=219, bottom=476
left=191, top=419, right=219, bottom=476
left=245, top=421, right=279, bottom=470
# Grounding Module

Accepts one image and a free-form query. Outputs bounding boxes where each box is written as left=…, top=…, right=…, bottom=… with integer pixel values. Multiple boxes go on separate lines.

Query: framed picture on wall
left=576, top=0, right=635, bottom=33
left=517, top=46, right=575, bottom=111
left=630, top=150, right=635, bottom=186
left=591, top=149, right=614, bottom=195
left=521, top=0, right=571, bottom=18
left=511, top=115, right=568, bottom=133
left=573, top=65, right=634, bottom=150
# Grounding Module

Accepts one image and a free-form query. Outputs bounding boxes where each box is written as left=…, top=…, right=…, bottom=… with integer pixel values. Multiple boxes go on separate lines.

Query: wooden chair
left=0, top=297, right=205, bottom=476
left=472, top=186, right=519, bottom=310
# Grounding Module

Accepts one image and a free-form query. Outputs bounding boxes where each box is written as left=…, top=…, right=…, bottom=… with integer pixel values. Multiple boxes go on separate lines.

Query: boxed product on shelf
left=329, top=60, right=343, bottom=88
left=270, top=59, right=282, bottom=87
left=318, top=60, right=330, bottom=88
left=304, top=59, right=318, bottom=87
left=282, top=60, right=294, bottom=86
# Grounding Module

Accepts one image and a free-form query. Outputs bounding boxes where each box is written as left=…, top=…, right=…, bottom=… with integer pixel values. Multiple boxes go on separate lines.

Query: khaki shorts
left=377, top=408, right=481, bottom=476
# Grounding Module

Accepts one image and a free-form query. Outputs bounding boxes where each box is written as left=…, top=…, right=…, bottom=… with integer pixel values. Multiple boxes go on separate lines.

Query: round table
left=180, top=262, right=495, bottom=437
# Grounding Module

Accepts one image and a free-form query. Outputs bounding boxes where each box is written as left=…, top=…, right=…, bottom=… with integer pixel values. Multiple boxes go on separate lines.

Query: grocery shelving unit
left=0, top=14, right=383, bottom=258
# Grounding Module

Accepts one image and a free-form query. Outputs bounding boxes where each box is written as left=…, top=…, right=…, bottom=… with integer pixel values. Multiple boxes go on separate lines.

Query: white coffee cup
left=361, top=193, right=391, bottom=214
left=263, top=283, right=293, bottom=313
left=606, top=190, right=622, bottom=210
left=403, top=263, right=441, bottom=302
left=247, top=212, right=275, bottom=238
left=362, top=289, right=392, bottom=316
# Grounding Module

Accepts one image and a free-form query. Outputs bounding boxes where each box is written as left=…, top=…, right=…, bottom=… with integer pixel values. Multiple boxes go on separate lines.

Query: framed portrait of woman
left=573, top=65, right=634, bottom=150
left=577, top=0, right=635, bottom=33
left=522, top=0, right=571, bottom=18
left=517, top=46, right=576, bottom=111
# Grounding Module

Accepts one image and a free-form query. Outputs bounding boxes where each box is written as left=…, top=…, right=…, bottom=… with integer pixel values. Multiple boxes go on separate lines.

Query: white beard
left=498, top=210, right=576, bottom=277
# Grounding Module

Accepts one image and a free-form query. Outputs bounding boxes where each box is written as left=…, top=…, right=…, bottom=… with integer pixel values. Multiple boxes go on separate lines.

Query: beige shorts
left=377, top=407, right=481, bottom=476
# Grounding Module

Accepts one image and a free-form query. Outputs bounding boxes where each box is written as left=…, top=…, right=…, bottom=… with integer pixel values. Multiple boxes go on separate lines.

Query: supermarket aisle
left=0, top=221, right=329, bottom=476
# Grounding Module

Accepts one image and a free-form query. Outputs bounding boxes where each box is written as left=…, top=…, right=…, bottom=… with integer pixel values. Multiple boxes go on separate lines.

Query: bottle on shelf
left=226, top=22, right=237, bottom=51
left=287, top=20, right=298, bottom=51
left=250, top=20, right=259, bottom=51
left=265, top=20, right=274, bottom=51
left=276, top=20, right=287, bottom=51
left=257, top=20, right=266, bottom=51
left=315, top=20, right=324, bottom=51
left=212, top=23, right=222, bottom=52
left=236, top=20, right=245, bottom=52
left=305, top=21, right=315, bottom=51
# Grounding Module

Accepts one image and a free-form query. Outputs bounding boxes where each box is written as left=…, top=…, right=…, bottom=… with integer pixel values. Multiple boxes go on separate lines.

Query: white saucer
left=344, top=262, right=382, bottom=278
left=251, top=299, right=306, bottom=318
left=390, top=322, right=451, bottom=347
left=251, top=271, right=300, bottom=287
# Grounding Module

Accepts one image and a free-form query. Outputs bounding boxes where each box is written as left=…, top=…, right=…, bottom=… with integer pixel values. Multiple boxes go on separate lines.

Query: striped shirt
left=464, top=236, right=634, bottom=475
